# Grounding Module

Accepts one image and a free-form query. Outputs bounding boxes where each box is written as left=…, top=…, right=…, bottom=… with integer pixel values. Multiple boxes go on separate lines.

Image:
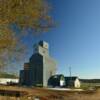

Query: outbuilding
left=65, top=76, right=81, bottom=88
left=48, top=74, right=65, bottom=87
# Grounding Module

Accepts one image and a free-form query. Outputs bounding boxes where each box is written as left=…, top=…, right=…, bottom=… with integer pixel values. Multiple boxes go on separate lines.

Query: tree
left=0, top=0, right=53, bottom=32
left=0, top=0, right=53, bottom=69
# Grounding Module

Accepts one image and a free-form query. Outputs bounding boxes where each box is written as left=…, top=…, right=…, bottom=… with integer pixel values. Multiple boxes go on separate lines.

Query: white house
left=65, top=77, right=81, bottom=88
left=74, top=78, right=81, bottom=88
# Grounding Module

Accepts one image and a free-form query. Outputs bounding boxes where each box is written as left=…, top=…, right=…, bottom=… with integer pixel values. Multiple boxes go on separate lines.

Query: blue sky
left=10, top=0, right=100, bottom=79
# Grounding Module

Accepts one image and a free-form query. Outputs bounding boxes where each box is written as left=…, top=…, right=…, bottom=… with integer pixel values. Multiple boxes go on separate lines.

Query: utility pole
left=69, top=66, right=72, bottom=77
left=69, top=66, right=72, bottom=87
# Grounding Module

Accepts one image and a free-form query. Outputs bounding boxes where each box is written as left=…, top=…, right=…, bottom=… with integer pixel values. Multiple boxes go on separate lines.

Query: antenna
left=69, top=66, right=72, bottom=87
left=69, top=66, right=72, bottom=77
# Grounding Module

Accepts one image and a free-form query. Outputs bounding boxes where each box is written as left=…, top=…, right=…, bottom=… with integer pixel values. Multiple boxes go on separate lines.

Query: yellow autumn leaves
left=0, top=0, right=52, bottom=30
left=0, top=0, right=52, bottom=68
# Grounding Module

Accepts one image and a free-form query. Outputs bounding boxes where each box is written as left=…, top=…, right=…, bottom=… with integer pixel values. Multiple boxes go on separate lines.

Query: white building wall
left=60, top=80, right=65, bottom=86
left=74, top=78, right=81, bottom=88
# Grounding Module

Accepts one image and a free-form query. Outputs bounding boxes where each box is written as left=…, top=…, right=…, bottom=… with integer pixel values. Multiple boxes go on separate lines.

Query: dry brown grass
left=0, top=86, right=100, bottom=100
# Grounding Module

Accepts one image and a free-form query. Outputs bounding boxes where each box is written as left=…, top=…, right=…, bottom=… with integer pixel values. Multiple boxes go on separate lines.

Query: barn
left=48, top=74, right=65, bottom=87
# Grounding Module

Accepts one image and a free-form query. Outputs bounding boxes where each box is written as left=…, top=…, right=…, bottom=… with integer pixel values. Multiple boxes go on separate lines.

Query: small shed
left=48, top=74, right=65, bottom=87
left=65, top=76, right=80, bottom=88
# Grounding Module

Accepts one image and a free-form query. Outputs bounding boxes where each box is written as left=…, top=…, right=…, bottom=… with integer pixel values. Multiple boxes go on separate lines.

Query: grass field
left=0, top=86, right=100, bottom=100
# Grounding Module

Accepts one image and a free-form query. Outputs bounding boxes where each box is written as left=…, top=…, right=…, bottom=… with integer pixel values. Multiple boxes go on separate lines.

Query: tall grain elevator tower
left=20, top=41, right=57, bottom=87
